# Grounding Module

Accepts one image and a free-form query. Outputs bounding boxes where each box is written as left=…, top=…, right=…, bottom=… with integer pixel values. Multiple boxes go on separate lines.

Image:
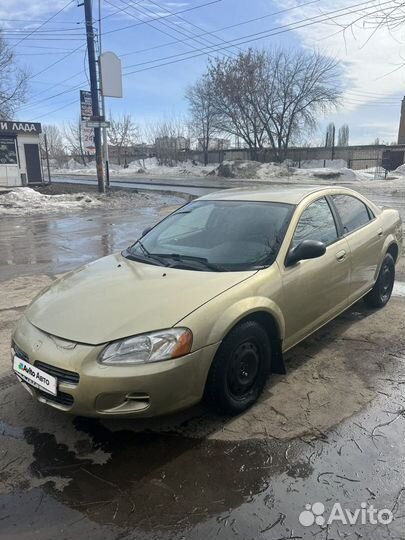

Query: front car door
left=281, top=196, right=351, bottom=350
left=329, top=194, right=384, bottom=301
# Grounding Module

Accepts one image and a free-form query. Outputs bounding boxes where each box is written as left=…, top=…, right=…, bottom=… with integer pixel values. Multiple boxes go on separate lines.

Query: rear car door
left=282, top=197, right=351, bottom=350
left=330, top=194, right=384, bottom=301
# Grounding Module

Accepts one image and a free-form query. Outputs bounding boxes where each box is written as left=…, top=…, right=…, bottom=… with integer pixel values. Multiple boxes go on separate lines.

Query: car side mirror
left=141, top=226, right=152, bottom=237
left=285, top=239, right=326, bottom=267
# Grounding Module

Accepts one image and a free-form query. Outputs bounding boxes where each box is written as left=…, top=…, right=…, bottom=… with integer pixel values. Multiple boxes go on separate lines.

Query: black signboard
left=0, top=136, right=17, bottom=164
left=0, top=121, right=41, bottom=135
left=80, top=90, right=93, bottom=121
left=382, top=150, right=404, bottom=172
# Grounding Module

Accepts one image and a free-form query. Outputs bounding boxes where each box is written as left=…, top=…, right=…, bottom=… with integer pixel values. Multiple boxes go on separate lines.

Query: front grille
left=12, top=342, right=29, bottom=362
left=37, top=389, right=74, bottom=407
left=34, top=361, right=80, bottom=385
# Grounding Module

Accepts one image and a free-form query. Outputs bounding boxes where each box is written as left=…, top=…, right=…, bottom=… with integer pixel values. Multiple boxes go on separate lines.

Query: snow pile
left=0, top=187, right=103, bottom=214
left=292, top=167, right=362, bottom=182
left=0, top=187, right=181, bottom=216
left=209, top=160, right=368, bottom=182
left=299, top=159, right=348, bottom=169
left=392, top=163, right=405, bottom=176
left=127, top=158, right=215, bottom=177
left=209, top=160, right=289, bottom=179
left=53, top=158, right=216, bottom=177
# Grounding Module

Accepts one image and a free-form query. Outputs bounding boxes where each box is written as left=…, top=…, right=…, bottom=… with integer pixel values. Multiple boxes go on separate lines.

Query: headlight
left=99, top=328, right=193, bottom=365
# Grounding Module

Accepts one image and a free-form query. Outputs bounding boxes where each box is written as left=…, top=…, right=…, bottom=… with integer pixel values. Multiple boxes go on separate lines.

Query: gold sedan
left=12, top=186, right=402, bottom=417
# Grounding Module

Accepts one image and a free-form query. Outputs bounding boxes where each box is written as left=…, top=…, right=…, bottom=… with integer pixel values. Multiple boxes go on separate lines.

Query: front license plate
left=13, top=356, right=57, bottom=396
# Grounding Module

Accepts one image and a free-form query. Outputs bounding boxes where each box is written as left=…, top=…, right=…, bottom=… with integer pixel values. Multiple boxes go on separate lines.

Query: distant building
left=197, top=138, right=230, bottom=151
left=398, top=97, right=405, bottom=144
left=155, top=136, right=190, bottom=152
left=108, top=143, right=154, bottom=158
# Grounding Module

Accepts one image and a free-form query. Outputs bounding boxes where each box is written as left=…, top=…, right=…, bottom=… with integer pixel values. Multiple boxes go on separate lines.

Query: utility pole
left=44, top=133, right=51, bottom=183
left=83, top=0, right=104, bottom=193
left=97, top=0, right=110, bottom=188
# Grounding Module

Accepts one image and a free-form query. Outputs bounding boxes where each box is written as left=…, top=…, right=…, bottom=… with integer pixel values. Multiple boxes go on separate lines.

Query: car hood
left=25, top=253, right=255, bottom=345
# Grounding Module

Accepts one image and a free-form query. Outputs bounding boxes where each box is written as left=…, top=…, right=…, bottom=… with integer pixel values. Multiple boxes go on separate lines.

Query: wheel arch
left=374, top=235, right=399, bottom=280
left=207, top=299, right=286, bottom=375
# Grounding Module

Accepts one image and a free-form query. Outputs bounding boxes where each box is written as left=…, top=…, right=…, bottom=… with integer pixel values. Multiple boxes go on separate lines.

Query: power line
left=31, top=97, right=78, bottom=121
left=105, top=0, right=235, bottom=62
left=28, top=44, right=86, bottom=81
left=11, top=0, right=76, bottom=47
left=0, top=17, right=81, bottom=24
left=113, top=0, right=237, bottom=59
left=117, top=0, right=332, bottom=58
left=122, top=0, right=396, bottom=74
left=17, top=71, right=86, bottom=110
left=141, top=0, right=241, bottom=57
left=103, top=0, right=223, bottom=35
left=18, top=80, right=87, bottom=112
left=15, top=50, right=83, bottom=56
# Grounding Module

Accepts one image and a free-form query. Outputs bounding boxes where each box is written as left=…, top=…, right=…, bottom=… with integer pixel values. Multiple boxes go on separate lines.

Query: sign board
left=86, top=120, right=110, bottom=128
left=0, top=121, right=41, bottom=134
left=100, top=52, right=123, bottom=98
left=80, top=90, right=95, bottom=154
left=80, top=90, right=93, bottom=121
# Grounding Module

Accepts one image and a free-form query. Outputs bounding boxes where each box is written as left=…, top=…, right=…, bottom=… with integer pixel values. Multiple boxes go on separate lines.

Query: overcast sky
left=3, top=0, right=405, bottom=144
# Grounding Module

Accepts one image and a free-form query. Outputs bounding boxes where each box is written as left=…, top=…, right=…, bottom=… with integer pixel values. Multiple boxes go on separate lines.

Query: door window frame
left=284, top=196, right=341, bottom=267
left=327, top=194, right=376, bottom=238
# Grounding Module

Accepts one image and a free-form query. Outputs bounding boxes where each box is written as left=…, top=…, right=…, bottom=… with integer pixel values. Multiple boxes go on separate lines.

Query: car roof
left=198, top=185, right=357, bottom=205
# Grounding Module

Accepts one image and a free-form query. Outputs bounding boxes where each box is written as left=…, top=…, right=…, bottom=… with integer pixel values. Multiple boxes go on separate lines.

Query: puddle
left=23, top=419, right=297, bottom=530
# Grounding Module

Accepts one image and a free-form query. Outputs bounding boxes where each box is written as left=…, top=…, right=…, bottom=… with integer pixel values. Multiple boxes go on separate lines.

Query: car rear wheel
left=363, top=253, right=395, bottom=309
left=204, top=320, right=271, bottom=415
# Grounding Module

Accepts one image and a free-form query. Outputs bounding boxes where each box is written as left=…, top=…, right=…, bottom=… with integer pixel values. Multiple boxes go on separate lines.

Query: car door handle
left=377, top=228, right=383, bottom=237
left=336, top=250, right=347, bottom=262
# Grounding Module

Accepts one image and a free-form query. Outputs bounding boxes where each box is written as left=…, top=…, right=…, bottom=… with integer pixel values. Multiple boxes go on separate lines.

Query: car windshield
left=124, top=200, right=294, bottom=272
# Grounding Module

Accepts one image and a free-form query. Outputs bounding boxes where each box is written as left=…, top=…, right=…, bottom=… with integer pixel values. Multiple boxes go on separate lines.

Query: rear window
left=331, top=195, right=372, bottom=234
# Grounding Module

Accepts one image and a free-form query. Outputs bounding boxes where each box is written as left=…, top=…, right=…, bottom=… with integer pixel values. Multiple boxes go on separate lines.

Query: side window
left=331, top=195, right=371, bottom=234
left=291, top=197, right=338, bottom=249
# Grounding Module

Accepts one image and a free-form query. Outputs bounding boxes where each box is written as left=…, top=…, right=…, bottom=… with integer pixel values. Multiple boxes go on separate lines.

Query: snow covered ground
left=54, top=157, right=402, bottom=181
left=53, top=158, right=213, bottom=178
left=51, top=158, right=404, bottom=188
left=0, top=187, right=181, bottom=216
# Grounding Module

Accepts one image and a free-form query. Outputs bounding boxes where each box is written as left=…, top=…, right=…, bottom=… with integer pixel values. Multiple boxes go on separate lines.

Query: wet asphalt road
left=0, top=178, right=404, bottom=539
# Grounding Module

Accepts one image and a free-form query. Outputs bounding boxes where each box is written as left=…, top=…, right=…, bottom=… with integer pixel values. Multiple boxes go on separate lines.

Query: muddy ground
left=0, top=183, right=404, bottom=539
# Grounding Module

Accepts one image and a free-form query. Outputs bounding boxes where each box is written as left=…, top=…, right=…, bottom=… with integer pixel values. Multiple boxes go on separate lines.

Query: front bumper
left=12, top=316, right=219, bottom=417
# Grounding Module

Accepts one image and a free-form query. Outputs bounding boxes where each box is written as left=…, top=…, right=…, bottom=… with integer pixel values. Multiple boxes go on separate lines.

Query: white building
left=197, top=138, right=230, bottom=151
left=0, top=120, right=43, bottom=187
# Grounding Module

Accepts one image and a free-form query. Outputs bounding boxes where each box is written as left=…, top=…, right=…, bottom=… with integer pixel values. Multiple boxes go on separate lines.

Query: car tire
left=363, top=253, right=395, bottom=309
left=204, top=320, right=271, bottom=415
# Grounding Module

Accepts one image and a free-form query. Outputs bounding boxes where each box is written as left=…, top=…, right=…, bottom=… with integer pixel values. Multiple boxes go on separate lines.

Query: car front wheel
left=204, top=320, right=271, bottom=415
left=364, top=253, right=395, bottom=308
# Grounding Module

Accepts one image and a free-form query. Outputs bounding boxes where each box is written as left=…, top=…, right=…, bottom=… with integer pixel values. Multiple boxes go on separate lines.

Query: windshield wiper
left=153, top=253, right=226, bottom=272
left=125, top=241, right=170, bottom=267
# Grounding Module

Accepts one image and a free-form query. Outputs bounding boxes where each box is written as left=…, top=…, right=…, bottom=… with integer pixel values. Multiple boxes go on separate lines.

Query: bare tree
left=108, top=113, right=138, bottom=166
left=208, top=49, right=341, bottom=161
left=64, top=119, right=88, bottom=166
left=325, top=123, right=336, bottom=147
left=261, top=50, right=341, bottom=160
left=207, top=51, right=267, bottom=159
left=0, top=32, right=28, bottom=118
left=338, top=124, right=350, bottom=146
left=186, top=73, right=218, bottom=165
left=41, top=124, right=67, bottom=167
left=145, top=117, right=190, bottom=165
